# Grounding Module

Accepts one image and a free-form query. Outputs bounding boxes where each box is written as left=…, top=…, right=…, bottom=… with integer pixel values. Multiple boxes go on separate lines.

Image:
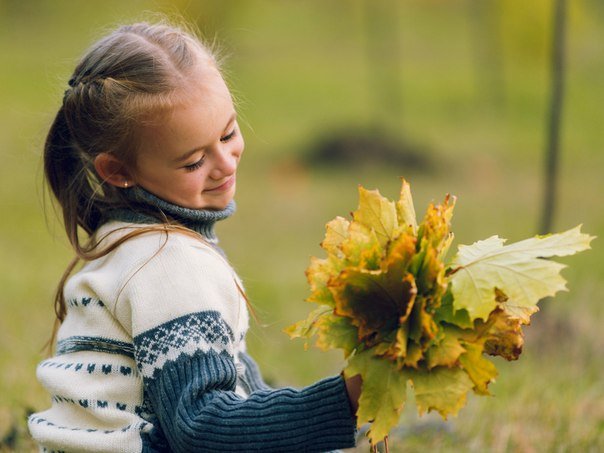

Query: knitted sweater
left=29, top=191, right=357, bottom=452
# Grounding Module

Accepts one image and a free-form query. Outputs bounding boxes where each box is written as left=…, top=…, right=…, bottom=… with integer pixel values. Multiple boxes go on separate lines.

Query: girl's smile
left=205, top=175, right=236, bottom=193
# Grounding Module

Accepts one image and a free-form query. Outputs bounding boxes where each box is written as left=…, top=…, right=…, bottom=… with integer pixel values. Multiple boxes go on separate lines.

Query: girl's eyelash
left=184, top=156, right=205, bottom=172
left=183, top=128, right=236, bottom=171
left=220, top=128, right=237, bottom=143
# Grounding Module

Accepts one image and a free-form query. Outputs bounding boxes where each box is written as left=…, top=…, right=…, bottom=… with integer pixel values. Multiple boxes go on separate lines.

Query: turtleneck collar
left=104, top=186, right=235, bottom=244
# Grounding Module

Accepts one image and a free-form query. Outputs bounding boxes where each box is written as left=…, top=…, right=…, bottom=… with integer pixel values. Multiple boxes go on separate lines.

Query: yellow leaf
left=283, top=306, right=332, bottom=349
left=315, top=313, right=359, bottom=358
left=425, top=327, right=467, bottom=370
left=305, top=256, right=343, bottom=306
left=352, top=186, right=399, bottom=247
left=345, top=350, right=409, bottom=445
left=417, top=194, right=455, bottom=254
left=402, top=342, right=423, bottom=368
left=321, top=216, right=350, bottom=257
left=396, top=178, right=418, bottom=234
left=409, top=366, right=474, bottom=418
left=450, top=225, right=594, bottom=321
left=481, top=308, right=524, bottom=361
left=458, top=342, right=498, bottom=395
left=340, top=221, right=382, bottom=270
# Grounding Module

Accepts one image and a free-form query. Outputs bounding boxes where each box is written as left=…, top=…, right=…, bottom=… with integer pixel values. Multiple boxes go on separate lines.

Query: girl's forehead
left=134, top=69, right=235, bottom=159
left=177, top=65, right=231, bottom=109
left=143, top=66, right=232, bottom=125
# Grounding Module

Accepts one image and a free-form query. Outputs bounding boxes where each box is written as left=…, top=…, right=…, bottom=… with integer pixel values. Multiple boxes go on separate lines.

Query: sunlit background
left=1, top=1, right=602, bottom=451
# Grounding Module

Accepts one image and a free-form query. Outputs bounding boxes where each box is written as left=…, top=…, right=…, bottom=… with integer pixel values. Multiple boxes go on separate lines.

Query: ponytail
left=44, top=106, right=103, bottom=247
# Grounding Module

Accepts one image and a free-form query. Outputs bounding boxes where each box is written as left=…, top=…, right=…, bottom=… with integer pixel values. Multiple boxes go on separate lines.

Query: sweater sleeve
left=120, top=235, right=357, bottom=452
left=238, top=351, right=272, bottom=392
left=142, top=348, right=356, bottom=452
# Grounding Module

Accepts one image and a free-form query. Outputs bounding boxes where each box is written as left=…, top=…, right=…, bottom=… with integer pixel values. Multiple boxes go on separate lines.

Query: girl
left=29, top=21, right=361, bottom=452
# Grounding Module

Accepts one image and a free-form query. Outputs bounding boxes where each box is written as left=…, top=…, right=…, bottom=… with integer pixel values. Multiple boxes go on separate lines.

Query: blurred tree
left=540, top=0, right=567, bottom=234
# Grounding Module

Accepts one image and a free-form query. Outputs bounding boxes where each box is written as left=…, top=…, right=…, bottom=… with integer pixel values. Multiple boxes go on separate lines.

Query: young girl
left=29, top=21, right=361, bottom=452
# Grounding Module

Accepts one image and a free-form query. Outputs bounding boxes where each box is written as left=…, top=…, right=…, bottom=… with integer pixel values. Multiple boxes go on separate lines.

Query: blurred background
left=1, top=0, right=602, bottom=451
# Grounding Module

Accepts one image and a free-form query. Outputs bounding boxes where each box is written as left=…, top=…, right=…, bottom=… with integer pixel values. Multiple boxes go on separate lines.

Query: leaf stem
left=446, top=266, right=463, bottom=276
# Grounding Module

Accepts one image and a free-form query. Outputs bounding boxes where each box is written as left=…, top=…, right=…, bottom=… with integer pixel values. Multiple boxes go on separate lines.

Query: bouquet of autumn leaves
left=285, top=179, right=593, bottom=445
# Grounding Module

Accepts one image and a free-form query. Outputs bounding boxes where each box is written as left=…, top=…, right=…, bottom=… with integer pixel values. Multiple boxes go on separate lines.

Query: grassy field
left=1, top=1, right=602, bottom=451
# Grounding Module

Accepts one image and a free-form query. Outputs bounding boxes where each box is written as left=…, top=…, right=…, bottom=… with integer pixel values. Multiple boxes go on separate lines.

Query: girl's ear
left=94, top=153, right=136, bottom=188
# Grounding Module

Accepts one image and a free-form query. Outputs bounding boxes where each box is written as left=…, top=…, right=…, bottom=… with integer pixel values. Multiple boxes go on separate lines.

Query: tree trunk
left=540, top=0, right=567, bottom=234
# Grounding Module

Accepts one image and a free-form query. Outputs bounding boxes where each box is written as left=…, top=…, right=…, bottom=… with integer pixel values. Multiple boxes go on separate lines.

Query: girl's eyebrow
left=173, top=112, right=237, bottom=163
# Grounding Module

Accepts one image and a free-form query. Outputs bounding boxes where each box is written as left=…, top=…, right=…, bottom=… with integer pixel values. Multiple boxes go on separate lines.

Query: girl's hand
left=344, top=373, right=362, bottom=415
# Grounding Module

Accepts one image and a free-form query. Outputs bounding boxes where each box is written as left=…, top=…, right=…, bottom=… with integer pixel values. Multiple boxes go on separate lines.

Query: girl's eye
left=184, top=156, right=205, bottom=172
left=220, top=128, right=237, bottom=143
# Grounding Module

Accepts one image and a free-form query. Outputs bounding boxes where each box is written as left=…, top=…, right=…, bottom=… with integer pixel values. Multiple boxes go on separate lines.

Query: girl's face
left=132, top=66, right=244, bottom=210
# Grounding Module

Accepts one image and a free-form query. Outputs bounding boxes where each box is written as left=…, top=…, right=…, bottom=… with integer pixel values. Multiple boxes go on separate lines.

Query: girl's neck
left=104, top=186, right=235, bottom=243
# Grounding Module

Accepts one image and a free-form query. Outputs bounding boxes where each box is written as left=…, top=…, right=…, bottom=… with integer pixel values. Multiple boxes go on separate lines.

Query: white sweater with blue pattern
left=29, top=221, right=357, bottom=452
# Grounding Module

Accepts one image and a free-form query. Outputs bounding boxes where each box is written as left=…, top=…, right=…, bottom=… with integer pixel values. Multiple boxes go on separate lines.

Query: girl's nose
left=209, top=142, right=242, bottom=179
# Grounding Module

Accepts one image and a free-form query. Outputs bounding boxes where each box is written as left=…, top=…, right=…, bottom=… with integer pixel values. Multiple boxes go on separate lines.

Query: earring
left=123, top=181, right=129, bottom=188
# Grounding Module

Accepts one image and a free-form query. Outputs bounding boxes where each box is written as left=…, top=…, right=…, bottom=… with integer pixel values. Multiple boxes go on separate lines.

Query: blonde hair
left=44, top=21, right=224, bottom=347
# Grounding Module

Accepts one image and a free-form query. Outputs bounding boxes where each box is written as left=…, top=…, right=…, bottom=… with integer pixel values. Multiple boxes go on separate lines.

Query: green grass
left=1, top=1, right=603, bottom=451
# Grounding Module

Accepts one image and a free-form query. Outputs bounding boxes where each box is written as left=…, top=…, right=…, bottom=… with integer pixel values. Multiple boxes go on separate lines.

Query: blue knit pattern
left=105, top=186, right=235, bottom=243
left=134, top=311, right=234, bottom=380
left=144, top=348, right=357, bottom=452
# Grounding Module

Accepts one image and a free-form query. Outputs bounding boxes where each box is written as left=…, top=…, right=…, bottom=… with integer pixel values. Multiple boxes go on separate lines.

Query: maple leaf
left=480, top=308, right=525, bottom=361
left=285, top=179, right=594, bottom=447
left=450, top=226, right=594, bottom=321
left=320, top=216, right=350, bottom=256
left=425, top=326, right=467, bottom=369
left=458, top=341, right=498, bottom=395
left=408, top=366, right=474, bottom=418
left=396, top=179, right=418, bottom=234
left=352, top=186, right=399, bottom=247
left=345, top=350, right=409, bottom=444
left=416, top=195, right=455, bottom=256
left=283, top=306, right=332, bottom=350
left=305, top=255, right=343, bottom=306
left=314, top=313, right=359, bottom=358
left=434, top=289, right=473, bottom=329
left=340, top=221, right=382, bottom=270
left=331, top=269, right=417, bottom=342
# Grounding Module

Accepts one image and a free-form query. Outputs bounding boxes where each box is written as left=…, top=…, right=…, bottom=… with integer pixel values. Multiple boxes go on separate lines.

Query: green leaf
left=345, top=350, right=409, bottom=444
left=408, top=366, right=474, bottom=418
left=434, top=290, right=473, bottom=329
left=283, top=305, right=332, bottom=343
left=458, top=342, right=498, bottom=395
left=425, top=327, right=467, bottom=369
left=340, top=221, right=382, bottom=270
left=396, top=178, right=418, bottom=234
left=450, top=226, right=594, bottom=321
left=315, top=313, right=359, bottom=358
